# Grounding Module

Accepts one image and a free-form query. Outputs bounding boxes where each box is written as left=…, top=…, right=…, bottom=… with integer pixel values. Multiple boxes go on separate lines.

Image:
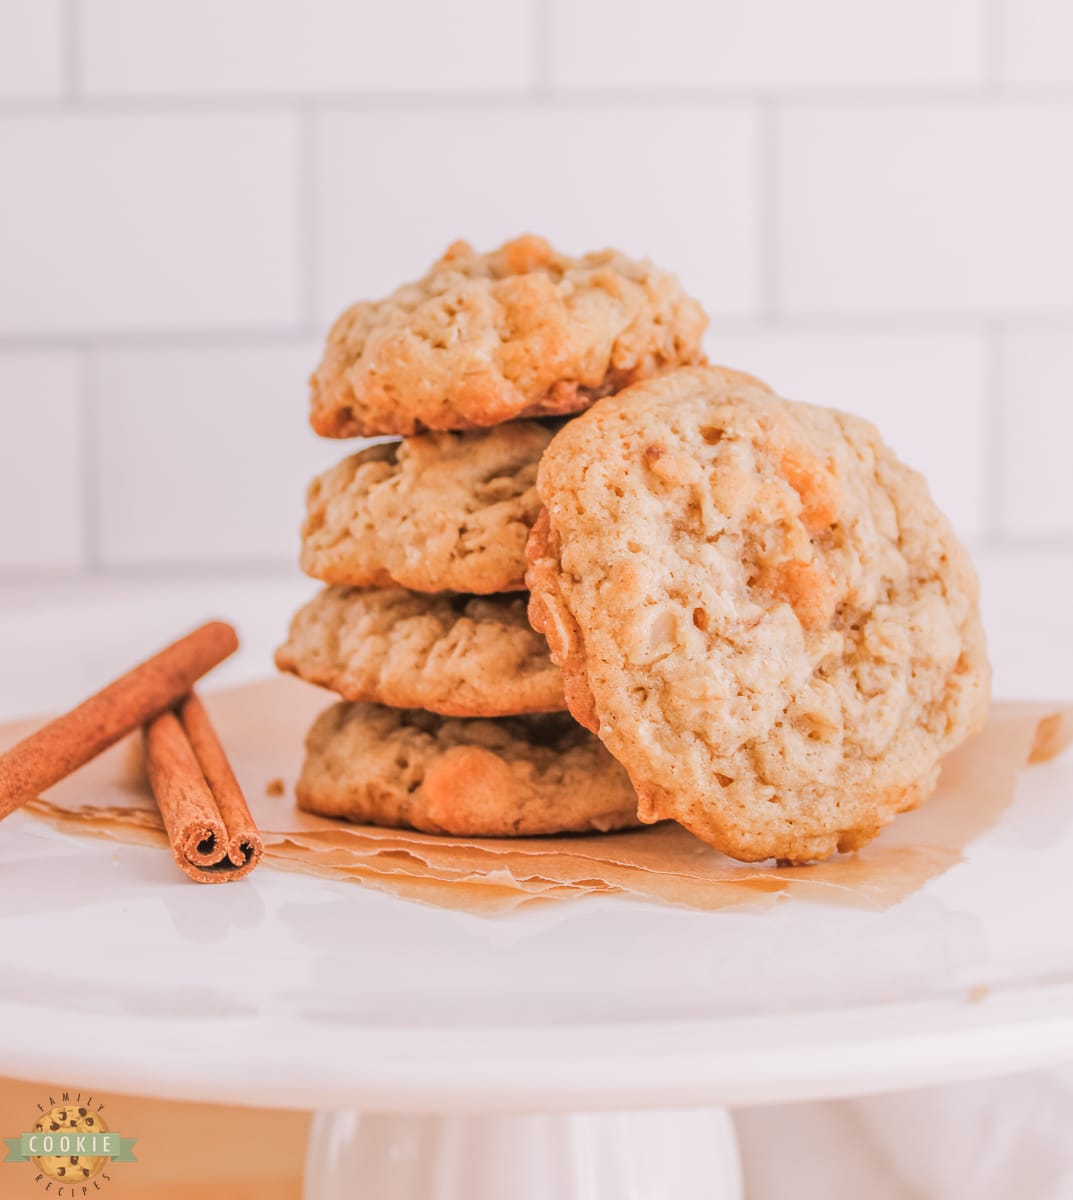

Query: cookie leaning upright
left=527, top=365, right=991, bottom=864
left=309, top=234, right=709, bottom=437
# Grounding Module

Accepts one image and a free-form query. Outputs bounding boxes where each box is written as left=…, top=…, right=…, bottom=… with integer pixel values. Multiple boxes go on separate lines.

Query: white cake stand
left=3, top=780, right=1073, bottom=1200
left=1, top=584, right=1072, bottom=1198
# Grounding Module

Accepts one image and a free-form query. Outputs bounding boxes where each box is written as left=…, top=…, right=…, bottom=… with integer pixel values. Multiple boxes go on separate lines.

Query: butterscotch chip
left=309, top=234, right=708, bottom=437
left=527, top=365, right=991, bottom=865
left=301, top=423, right=550, bottom=594
left=297, top=702, right=640, bottom=837
left=276, top=586, right=564, bottom=717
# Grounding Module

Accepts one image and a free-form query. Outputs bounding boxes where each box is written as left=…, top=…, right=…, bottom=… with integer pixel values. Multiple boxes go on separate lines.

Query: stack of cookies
left=276, top=235, right=710, bottom=838
left=280, top=234, right=991, bottom=864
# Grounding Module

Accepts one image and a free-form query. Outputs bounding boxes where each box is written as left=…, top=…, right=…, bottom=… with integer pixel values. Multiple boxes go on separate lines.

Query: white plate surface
left=0, top=580, right=1071, bottom=1112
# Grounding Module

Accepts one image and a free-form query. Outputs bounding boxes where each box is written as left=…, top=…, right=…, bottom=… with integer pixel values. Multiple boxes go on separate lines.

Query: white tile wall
left=999, top=0, right=1073, bottom=86
left=314, top=106, right=759, bottom=323
left=551, top=0, right=985, bottom=89
left=999, top=332, right=1073, bottom=536
left=81, top=0, right=534, bottom=96
left=778, top=105, right=1073, bottom=314
left=0, top=0, right=1070, bottom=578
left=0, top=0, right=63, bottom=98
left=0, top=114, right=301, bottom=335
left=0, top=353, right=85, bottom=570
left=91, top=343, right=341, bottom=566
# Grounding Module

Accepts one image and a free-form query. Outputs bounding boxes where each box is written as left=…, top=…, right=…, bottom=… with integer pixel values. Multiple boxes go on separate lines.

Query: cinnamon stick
left=144, top=693, right=262, bottom=883
left=0, top=621, right=239, bottom=822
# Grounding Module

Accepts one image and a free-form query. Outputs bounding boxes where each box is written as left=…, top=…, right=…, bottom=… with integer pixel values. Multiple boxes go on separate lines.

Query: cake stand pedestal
left=303, top=1109, right=742, bottom=1199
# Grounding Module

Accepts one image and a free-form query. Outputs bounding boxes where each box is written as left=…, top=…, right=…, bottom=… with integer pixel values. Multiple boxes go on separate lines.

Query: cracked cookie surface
left=527, top=365, right=990, bottom=864
left=276, top=585, right=564, bottom=717
left=297, top=702, right=640, bottom=837
left=302, top=422, right=550, bottom=594
left=310, top=234, right=708, bottom=436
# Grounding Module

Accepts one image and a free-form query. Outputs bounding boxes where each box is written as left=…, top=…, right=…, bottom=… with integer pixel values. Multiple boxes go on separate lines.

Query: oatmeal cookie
left=527, top=365, right=990, bottom=864
left=297, top=701, right=640, bottom=837
left=310, top=234, right=708, bottom=436
left=301, top=422, right=550, bottom=593
left=276, top=586, right=564, bottom=717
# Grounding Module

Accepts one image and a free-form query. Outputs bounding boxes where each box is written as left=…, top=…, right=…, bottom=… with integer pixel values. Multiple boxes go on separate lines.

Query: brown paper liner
left=4, top=678, right=1072, bottom=914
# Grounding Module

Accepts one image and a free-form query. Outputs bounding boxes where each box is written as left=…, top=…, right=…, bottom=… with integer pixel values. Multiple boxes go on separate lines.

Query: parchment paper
left=3, top=677, right=1070, bottom=914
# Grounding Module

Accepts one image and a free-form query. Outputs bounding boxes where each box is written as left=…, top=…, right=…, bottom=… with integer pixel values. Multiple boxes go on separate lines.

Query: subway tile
left=0, top=0, right=63, bottom=97
left=93, top=342, right=346, bottom=566
left=81, top=0, right=531, bottom=95
left=551, top=0, right=984, bottom=89
left=0, top=353, right=86, bottom=570
left=0, top=115, right=300, bottom=335
left=975, top=548, right=1073, bottom=699
left=713, top=330, right=989, bottom=537
left=999, top=330, right=1073, bottom=536
left=778, top=105, right=1073, bottom=314
left=314, top=106, right=760, bottom=323
left=999, top=0, right=1073, bottom=85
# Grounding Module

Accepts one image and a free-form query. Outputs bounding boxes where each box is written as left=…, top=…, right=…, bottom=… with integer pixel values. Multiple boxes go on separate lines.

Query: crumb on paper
left=968, top=983, right=990, bottom=1004
left=266, top=778, right=286, bottom=797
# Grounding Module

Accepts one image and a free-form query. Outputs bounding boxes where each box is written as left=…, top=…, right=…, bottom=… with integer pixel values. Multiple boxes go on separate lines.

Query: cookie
left=276, top=585, right=564, bottom=717
left=302, top=422, right=550, bottom=594
left=309, top=234, right=708, bottom=437
left=32, top=1105, right=107, bottom=1182
left=297, top=702, right=641, bottom=837
left=527, top=365, right=990, bottom=864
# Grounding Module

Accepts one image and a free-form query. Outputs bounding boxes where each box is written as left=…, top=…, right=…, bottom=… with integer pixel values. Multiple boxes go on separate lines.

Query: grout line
left=0, top=567, right=93, bottom=586
left=981, top=0, right=1005, bottom=93
left=973, top=532, right=1073, bottom=554
left=4, top=316, right=1073, bottom=355
left=0, top=327, right=324, bottom=351
left=5, top=538, right=1073, bottom=590
left=4, top=561, right=306, bottom=581
left=59, top=0, right=82, bottom=102
left=7, top=87, right=1073, bottom=118
left=699, top=311, right=1073, bottom=331
left=296, top=110, right=319, bottom=326
left=78, top=349, right=101, bottom=572
left=756, top=102, right=779, bottom=320
left=530, top=0, right=553, bottom=95
left=0, top=562, right=305, bottom=587
left=985, top=326, right=1007, bottom=540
